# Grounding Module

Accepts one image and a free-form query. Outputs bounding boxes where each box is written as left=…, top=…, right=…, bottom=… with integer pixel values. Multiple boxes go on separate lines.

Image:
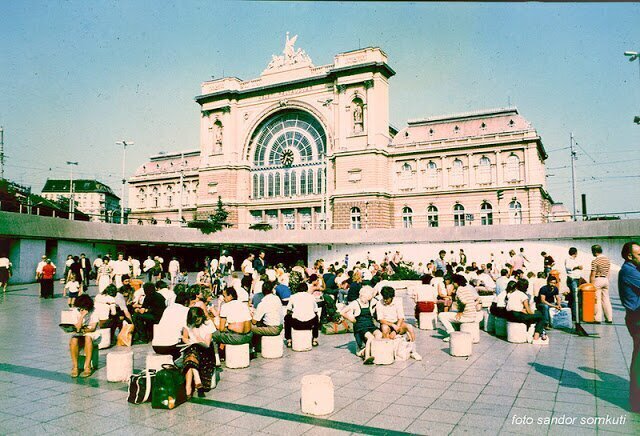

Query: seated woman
left=95, top=284, right=118, bottom=327
left=340, top=286, right=382, bottom=364
left=284, top=282, right=320, bottom=348
left=412, top=274, right=437, bottom=325
left=506, top=279, right=548, bottom=345
left=211, top=287, right=253, bottom=350
left=490, top=280, right=515, bottom=319
left=153, top=291, right=195, bottom=360
left=182, top=307, right=216, bottom=398
left=251, top=279, right=283, bottom=356
left=132, top=282, right=166, bottom=344
left=69, top=294, right=100, bottom=378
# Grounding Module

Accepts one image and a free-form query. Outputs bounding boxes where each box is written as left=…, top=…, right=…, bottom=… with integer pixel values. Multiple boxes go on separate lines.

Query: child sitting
left=377, top=286, right=421, bottom=360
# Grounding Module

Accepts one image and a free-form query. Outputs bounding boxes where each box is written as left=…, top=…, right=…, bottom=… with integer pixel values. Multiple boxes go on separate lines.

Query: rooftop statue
left=264, top=32, right=313, bottom=73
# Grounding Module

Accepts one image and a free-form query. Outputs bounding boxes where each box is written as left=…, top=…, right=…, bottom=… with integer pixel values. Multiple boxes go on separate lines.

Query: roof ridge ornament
left=263, top=32, right=313, bottom=74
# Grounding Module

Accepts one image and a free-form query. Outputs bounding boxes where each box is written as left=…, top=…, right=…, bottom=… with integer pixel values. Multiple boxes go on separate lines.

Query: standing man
left=590, top=244, right=612, bottom=324
left=564, top=247, right=583, bottom=319
left=619, top=242, right=640, bottom=412
left=111, top=253, right=131, bottom=289
left=0, top=254, right=12, bottom=293
left=168, top=257, right=180, bottom=286
left=143, top=255, right=155, bottom=282
left=253, top=251, right=266, bottom=276
left=241, top=253, right=255, bottom=290
left=435, top=250, right=447, bottom=274
left=128, top=255, right=141, bottom=278
left=92, top=255, right=103, bottom=277
left=79, top=253, right=91, bottom=289
left=541, top=251, right=555, bottom=276
left=40, top=259, right=56, bottom=298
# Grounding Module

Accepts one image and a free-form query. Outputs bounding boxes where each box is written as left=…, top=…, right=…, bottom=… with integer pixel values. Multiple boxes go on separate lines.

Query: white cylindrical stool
left=507, top=322, right=529, bottom=343
left=98, top=328, right=111, bottom=350
left=261, top=334, right=284, bottom=359
left=494, top=317, right=507, bottom=337
left=292, top=329, right=313, bottom=352
left=485, top=312, right=495, bottom=333
left=301, top=374, right=334, bottom=416
left=460, top=322, right=480, bottom=344
left=419, top=312, right=437, bottom=330
left=146, top=353, right=174, bottom=372
left=370, top=339, right=395, bottom=365
left=225, top=343, right=250, bottom=369
left=449, top=331, right=473, bottom=357
left=106, top=350, right=133, bottom=382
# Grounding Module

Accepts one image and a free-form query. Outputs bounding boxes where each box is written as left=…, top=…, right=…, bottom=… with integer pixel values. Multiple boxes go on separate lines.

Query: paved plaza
left=0, top=279, right=638, bottom=436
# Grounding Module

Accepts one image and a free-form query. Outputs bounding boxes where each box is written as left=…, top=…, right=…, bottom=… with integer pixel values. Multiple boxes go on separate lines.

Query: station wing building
left=129, top=36, right=553, bottom=229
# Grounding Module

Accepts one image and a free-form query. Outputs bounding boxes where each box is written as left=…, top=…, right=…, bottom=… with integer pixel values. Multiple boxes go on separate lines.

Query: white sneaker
left=411, top=352, right=423, bottom=361
left=442, top=336, right=450, bottom=343
left=356, top=348, right=365, bottom=358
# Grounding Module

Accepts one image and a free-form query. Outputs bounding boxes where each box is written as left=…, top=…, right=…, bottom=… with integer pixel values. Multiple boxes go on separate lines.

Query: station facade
left=128, top=36, right=553, bottom=229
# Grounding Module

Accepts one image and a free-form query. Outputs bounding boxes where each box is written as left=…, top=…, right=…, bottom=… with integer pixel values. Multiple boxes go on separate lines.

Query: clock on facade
left=281, top=148, right=295, bottom=167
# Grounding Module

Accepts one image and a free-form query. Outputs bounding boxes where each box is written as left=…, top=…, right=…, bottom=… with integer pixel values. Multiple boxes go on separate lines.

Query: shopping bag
left=117, top=321, right=134, bottom=347
left=127, top=370, right=155, bottom=404
left=551, top=308, right=572, bottom=329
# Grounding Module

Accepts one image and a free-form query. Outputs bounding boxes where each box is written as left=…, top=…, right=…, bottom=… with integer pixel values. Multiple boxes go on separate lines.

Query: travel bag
left=151, top=364, right=187, bottom=410
left=127, top=369, right=155, bottom=404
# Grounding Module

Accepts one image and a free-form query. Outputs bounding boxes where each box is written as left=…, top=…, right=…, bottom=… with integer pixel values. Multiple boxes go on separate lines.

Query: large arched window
left=426, top=161, right=438, bottom=188
left=402, top=206, right=413, bottom=228
left=505, top=154, right=520, bottom=182
left=480, top=202, right=493, bottom=226
left=453, top=203, right=465, bottom=226
left=152, top=187, right=159, bottom=208
left=350, top=207, right=361, bottom=229
left=477, top=156, right=491, bottom=184
left=451, top=159, right=464, bottom=186
left=509, top=200, right=522, bottom=224
left=427, top=205, right=439, bottom=228
left=259, top=174, right=265, bottom=198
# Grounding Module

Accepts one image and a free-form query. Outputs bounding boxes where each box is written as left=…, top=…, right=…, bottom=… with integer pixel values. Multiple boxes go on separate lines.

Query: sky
left=1, top=1, right=639, bottom=217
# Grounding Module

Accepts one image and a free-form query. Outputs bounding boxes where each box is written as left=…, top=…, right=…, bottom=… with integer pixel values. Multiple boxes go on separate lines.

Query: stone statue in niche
left=212, top=121, right=223, bottom=154
left=353, top=100, right=364, bottom=133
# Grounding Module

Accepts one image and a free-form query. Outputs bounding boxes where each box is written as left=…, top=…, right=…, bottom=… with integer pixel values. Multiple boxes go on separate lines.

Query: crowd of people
left=42, top=241, right=640, bottom=410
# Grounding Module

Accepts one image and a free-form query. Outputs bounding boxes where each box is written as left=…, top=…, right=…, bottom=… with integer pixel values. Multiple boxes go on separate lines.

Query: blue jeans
left=536, top=303, right=551, bottom=327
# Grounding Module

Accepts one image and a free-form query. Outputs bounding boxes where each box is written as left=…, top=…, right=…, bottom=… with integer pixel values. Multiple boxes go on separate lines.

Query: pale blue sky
left=1, top=1, right=639, bottom=216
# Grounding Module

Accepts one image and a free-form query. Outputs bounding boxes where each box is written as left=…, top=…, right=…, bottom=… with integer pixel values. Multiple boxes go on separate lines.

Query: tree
left=187, top=196, right=230, bottom=234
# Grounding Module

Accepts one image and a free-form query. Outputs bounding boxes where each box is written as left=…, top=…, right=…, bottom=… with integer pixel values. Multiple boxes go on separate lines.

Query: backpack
left=127, top=370, right=155, bottom=404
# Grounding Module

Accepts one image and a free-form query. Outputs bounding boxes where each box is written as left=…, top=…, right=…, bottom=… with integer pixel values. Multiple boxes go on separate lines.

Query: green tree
left=187, top=196, right=230, bottom=234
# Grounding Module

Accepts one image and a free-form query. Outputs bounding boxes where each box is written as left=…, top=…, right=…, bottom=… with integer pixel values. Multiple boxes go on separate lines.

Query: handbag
left=152, top=364, right=187, bottom=410
left=127, top=370, right=155, bottom=404
left=394, top=338, right=413, bottom=361
left=117, top=321, right=134, bottom=347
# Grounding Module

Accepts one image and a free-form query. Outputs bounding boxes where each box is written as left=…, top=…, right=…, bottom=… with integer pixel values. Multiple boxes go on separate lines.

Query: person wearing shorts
left=340, top=286, right=381, bottom=364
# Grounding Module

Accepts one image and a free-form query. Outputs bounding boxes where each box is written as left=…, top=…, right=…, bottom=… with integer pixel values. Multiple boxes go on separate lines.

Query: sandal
left=286, top=340, right=292, bottom=348
left=80, top=368, right=92, bottom=378
left=312, top=340, right=319, bottom=347
left=71, top=368, right=79, bottom=378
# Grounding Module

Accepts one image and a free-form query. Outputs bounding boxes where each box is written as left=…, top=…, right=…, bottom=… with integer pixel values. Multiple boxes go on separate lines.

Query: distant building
left=129, top=36, right=557, bottom=229
left=41, top=179, right=120, bottom=222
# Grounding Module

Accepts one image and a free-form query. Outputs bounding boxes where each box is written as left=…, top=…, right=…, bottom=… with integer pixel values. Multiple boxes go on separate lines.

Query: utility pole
left=178, top=151, right=184, bottom=225
left=0, top=127, right=4, bottom=180
left=569, top=133, right=577, bottom=221
left=116, top=140, right=134, bottom=224
left=66, top=161, right=78, bottom=220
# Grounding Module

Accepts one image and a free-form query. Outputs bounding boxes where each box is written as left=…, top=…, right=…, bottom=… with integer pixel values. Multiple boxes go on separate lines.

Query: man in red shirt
left=40, top=259, right=56, bottom=299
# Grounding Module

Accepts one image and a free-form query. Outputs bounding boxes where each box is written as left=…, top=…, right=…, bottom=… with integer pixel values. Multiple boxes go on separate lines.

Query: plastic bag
left=551, top=308, right=572, bottom=329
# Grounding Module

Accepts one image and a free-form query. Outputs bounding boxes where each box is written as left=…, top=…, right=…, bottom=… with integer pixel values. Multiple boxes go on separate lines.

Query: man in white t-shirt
left=156, top=280, right=176, bottom=306
left=241, top=254, right=255, bottom=290
left=168, top=257, right=180, bottom=286
left=284, top=280, right=320, bottom=347
left=152, top=291, right=195, bottom=360
left=506, top=279, right=547, bottom=345
left=251, top=280, right=283, bottom=355
left=377, top=286, right=418, bottom=347
left=212, top=287, right=253, bottom=346
left=438, top=275, right=483, bottom=342
left=111, top=253, right=131, bottom=288
left=143, top=256, right=155, bottom=281
left=128, top=256, right=141, bottom=278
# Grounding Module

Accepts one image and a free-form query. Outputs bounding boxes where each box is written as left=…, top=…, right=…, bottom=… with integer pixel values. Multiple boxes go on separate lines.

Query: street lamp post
left=116, top=140, right=134, bottom=224
left=624, top=51, right=640, bottom=124
left=66, top=161, right=78, bottom=220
